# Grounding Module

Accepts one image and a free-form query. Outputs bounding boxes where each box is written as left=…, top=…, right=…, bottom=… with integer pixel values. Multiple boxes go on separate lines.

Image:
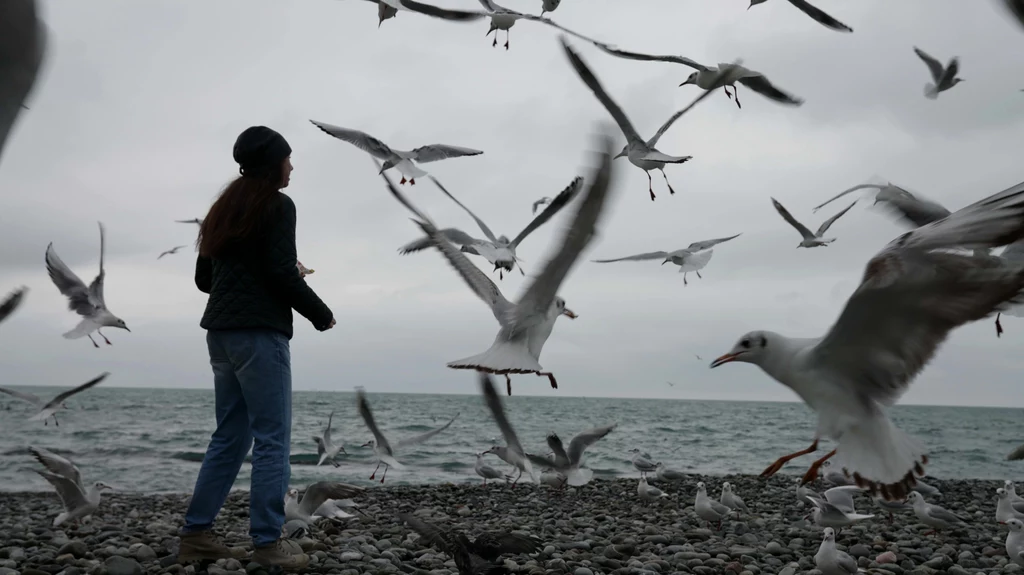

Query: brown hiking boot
left=254, top=539, right=310, bottom=571
left=178, top=530, right=248, bottom=562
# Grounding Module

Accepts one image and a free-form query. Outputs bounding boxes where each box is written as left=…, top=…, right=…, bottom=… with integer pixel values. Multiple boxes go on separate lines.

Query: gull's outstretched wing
left=815, top=201, right=857, bottom=236
left=37, top=372, right=110, bottom=416
left=428, top=176, right=499, bottom=243
left=787, top=0, right=853, bottom=32
left=592, top=251, right=668, bottom=263
left=383, top=0, right=486, bottom=22
left=410, top=144, right=483, bottom=163
left=561, top=38, right=644, bottom=145
left=582, top=40, right=707, bottom=71
left=0, top=386, right=43, bottom=406
left=299, top=481, right=364, bottom=516
left=913, top=47, right=944, bottom=83
left=566, top=424, right=616, bottom=465
left=45, top=243, right=97, bottom=317
left=686, top=234, right=741, bottom=252
left=480, top=373, right=527, bottom=456
left=88, top=222, right=106, bottom=306
left=546, top=434, right=570, bottom=468
left=875, top=191, right=952, bottom=229
left=736, top=73, right=805, bottom=106
left=509, top=176, right=584, bottom=249
left=938, top=57, right=960, bottom=88
left=322, top=410, right=335, bottom=445
left=356, top=388, right=394, bottom=458
left=396, top=412, right=459, bottom=448
left=646, top=86, right=725, bottom=147
left=35, top=469, right=88, bottom=512
left=310, top=120, right=395, bottom=160
left=0, top=286, right=27, bottom=325
left=29, top=446, right=83, bottom=486
left=398, top=228, right=480, bottom=255
left=771, top=197, right=815, bottom=240
left=513, top=128, right=616, bottom=329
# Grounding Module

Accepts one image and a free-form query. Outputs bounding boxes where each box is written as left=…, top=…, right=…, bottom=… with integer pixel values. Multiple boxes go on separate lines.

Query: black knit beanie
left=233, top=126, right=292, bottom=178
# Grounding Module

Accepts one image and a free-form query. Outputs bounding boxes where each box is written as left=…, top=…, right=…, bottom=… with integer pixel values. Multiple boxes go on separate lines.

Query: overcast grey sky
left=2, top=0, right=1023, bottom=407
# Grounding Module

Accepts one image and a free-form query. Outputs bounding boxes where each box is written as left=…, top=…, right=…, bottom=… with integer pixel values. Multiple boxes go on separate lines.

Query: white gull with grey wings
left=711, top=178, right=1024, bottom=500
left=29, top=446, right=111, bottom=527
left=377, top=130, right=616, bottom=395
left=310, top=119, right=482, bottom=185
left=592, top=233, right=741, bottom=285
left=772, top=197, right=856, bottom=248
left=479, top=372, right=538, bottom=483
left=526, top=424, right=616, bottom=486
left=0, top=372, right=109, bottom=426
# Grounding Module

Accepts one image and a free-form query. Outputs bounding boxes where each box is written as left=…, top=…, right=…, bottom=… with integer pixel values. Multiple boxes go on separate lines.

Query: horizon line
left=3, top=384, right=1021, bottom=410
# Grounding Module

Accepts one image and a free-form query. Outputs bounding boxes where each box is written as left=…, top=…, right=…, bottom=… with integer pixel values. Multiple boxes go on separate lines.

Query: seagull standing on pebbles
left=284, top=482, right=364, bottom=524
left=913, top=47, right=964, bottom=100
left=629, top=449, right=659, bottom=477
left=561, top=37, right=739, bottom=201
left=638, top=477, right=669, bottom=502
left=712, top=179, right=1024, bottom=499
left=356, top=388, right=459, bottom=483
left=655, top=462, right=685, bottom=482
left=695, top=481, right=731, bottom=529
left=46, top=222, right=130, bottom=347
left=907, top=492, right=965, bottom=535
left=815, top=528, right=862, bottom=575
left=1006, top=519, right=1024, bottom=567
left=0, top=372, right=110, bottom=426
left=475, top=452, right=512, bottom=484
left=720, top=482, right=751, bottom=514
left=479, top=373, right=538, bottom=484
left=821, top=460, right=853, bottom=486
left=772, top=197, right=856, bottom=248
left=310, top=120, right=482, bottom=185
left=379, top=133, right=615, bottom=394
left=0, top=286, right=27, bottom=326
left=874, top=496, right=909, bottom=524
left=29, top=446, right=112, bottom=527
left=747, top=0, right=853, bottom=33
left=806, top=496, right=874, bottom=529
left=312, top=410, right=345, bottom=467
left=996, top=488, right=1024, bottom=523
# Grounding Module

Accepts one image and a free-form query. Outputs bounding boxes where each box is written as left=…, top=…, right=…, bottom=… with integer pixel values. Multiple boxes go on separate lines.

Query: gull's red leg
left=659, top=169, right=676, bottom=195
left=380, top=464, right=388, bottom=484
left=647, top=172, right=655, bottom=201
left=400, top=177, right=407, bottom=184
left=370, top=461, right=381, bottom=480
left=409, top=178, right=416, bottom=185
left=538, top=371, right=558, bottom=389
left=800, top=448, right=837, bottom=485
left=88, top=334, right=99, bottom=348
left=760, top=439, right=820, bottom=478
left=99, top=330, right=112, bottom=345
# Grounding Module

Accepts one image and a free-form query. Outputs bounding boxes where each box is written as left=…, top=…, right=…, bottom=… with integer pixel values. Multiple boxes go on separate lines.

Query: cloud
left=0, top=0, right=1022, bottom=408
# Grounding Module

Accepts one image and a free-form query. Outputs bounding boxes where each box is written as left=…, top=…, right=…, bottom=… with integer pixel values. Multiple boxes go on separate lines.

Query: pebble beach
left=1, top=474, right=1019, bottom=575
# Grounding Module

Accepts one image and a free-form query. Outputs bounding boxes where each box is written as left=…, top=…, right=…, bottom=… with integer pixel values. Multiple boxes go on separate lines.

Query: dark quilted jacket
left=195, top=193, right=333, bottom=339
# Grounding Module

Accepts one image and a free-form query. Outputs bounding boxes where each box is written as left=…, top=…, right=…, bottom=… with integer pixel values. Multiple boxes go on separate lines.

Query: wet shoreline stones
left=0, top=474, right=1018, bottom=574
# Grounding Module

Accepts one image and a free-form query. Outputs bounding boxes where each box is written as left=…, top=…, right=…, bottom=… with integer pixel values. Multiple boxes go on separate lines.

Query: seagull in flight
left=526, top=424, right=616, bottom=486
left=0, top=0, right=47, bottom=164
left=30, top=446, right=112, bottom=527
left=364, top=0, right=486, bottom=28
left=379, top=131, right=615, bottom=394
left=592, top=234, right=742, bottom=285
left=473, top=0, right=601, bottom=50
left=772, top=197, right=856, bottom=248
left=480, top=372, right=538, bottom=483
left=175, top=218, right=203, bottom=225
left=561, top=37, right=747, bottom=201
left=356, top=387, right=458, bottom=483
left=913, top=47, right=964, bottom=99
left=665, top=381, right=675, bottom=387
left=813, top=182, right=952, bottom=229
left=712, top=178, right=1024, bottom=499
left=0, top=286, right=27, bottom=326
left=747, top=0, right=852, bottom=33
left=0, top=373, right=109, bottom=426
left=578, top=40, right=803, bottom=110
left=313, top=410, right=345, bottom=467
left=398, top=175, right=583, bottom=279
left=46, top=223, right=130, bottom=347
left=310, top=120, right=482, bottom=185
left=284, top=481, right=364, bottom=524
left=158, top=245, right=188, bottom=259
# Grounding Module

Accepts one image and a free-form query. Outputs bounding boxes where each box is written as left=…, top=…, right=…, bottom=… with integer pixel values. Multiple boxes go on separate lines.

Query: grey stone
left=58, top=542, right=89, bottom=559
left=103, top=556, right=143, bottom=575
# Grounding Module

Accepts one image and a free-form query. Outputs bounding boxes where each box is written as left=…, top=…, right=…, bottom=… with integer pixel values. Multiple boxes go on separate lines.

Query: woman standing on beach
left=177, top=126, right=335, bottom=571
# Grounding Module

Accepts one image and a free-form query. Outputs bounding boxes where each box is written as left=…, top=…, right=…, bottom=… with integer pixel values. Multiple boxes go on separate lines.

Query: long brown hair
left=197, top=172, right=282, bottom=258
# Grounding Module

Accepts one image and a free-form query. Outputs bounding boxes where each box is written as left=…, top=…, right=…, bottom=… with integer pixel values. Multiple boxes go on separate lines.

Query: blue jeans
left=182, top=328, right=292, bottom=547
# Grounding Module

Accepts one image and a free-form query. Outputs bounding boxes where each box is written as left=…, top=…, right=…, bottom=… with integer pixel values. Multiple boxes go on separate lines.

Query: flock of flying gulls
left=4, top=0, right=1024, bottom=571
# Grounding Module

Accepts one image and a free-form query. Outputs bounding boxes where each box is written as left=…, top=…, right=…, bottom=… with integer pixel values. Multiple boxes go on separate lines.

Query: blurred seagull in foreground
left=313, top=410, right=345, bottom=467
left=365, top=0, right=486, bottom=28
left=0, top=0, right=47, bottom=165
left=0, top=372, right=109, bottom=426
left=712, top=178, right=1024, bottom=499
left=480, top=373, right=538, bottom=483
left=285, top=482, right=364, bottom=524
left=0, top=286, right=27, bottom=326
left=46, top=222, right=130, bottom=347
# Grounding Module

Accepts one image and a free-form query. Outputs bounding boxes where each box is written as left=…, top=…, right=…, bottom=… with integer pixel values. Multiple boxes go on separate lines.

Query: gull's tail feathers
left=835, top=413, right=927, bottom=501
left=62, top=318, right=98, bottom=340
left=53, top=512, right=70, bottom=527
left=566, top=467, right=593, bottom=486
left=447, top=339, right=543, bottom=374
left=380, top=454, right=405, bottom=470
left=924, top=84, right=939, bottom=99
